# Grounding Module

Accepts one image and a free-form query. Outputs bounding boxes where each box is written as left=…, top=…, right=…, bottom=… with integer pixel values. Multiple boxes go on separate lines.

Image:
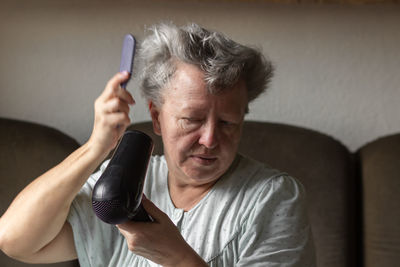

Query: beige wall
left=1, top=0, right=399, bottom=151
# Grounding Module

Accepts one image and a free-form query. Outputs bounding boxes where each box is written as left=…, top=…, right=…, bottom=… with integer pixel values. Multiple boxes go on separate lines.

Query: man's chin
left=183, top=165, right=226, bottom=184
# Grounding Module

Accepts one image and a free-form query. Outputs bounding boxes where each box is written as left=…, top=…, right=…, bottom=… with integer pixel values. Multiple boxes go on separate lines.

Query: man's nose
left=198, top=121, right=218, bottom=149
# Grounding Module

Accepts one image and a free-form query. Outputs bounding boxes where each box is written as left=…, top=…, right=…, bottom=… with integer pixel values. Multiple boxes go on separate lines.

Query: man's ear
left=149, top=101, right=161, bottom=136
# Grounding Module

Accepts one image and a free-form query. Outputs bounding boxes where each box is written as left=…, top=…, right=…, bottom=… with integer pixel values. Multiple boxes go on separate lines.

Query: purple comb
left=119, top=34, right=136, bottom=89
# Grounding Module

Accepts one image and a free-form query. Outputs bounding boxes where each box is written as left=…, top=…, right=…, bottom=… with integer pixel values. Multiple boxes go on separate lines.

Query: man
left=0, top=23, right=315, bottom=266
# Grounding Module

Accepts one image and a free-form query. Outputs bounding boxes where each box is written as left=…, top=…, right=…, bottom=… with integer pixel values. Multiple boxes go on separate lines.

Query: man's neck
left=167, top=175, right=217, bottom=212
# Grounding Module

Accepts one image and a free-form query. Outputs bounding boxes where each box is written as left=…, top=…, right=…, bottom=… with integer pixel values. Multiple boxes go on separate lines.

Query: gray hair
left=138, top=22, right=274, bottom=107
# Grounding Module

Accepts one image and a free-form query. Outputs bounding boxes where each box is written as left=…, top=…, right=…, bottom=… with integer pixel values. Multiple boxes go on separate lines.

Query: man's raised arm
left=0, top=72, right=133, bottom=263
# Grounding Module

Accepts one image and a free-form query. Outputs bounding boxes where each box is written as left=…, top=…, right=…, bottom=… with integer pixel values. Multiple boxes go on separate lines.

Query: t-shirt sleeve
left=237, top=175, right=316, bottom=267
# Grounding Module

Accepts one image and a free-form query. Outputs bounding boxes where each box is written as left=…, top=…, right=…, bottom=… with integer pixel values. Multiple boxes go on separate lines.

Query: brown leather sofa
left=1, top=117, right=399, bottom=267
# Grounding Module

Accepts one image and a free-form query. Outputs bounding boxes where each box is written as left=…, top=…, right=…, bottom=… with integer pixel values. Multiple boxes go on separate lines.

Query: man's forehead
left=163, top=90, right=210, bottom=110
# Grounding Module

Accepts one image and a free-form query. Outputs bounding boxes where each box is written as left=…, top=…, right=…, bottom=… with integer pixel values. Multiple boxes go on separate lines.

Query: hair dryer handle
left=132, top=204, right=153, bottom=222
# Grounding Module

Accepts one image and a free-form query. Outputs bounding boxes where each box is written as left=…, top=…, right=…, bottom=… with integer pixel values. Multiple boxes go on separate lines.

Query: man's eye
left=183, top=118, right=202, bottom=123
left=180, top=118, right=203, bottom=129
left=220, top=120, right=235, bottom=126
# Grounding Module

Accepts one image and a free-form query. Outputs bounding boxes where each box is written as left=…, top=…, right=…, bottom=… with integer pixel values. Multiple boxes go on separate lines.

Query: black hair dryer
left=92, top=130, right=154, bottom=224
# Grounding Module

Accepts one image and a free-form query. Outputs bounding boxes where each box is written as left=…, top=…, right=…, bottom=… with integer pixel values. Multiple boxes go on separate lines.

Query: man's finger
left=102, top=98, right=130, bottom=115
left=119, top=89, right=135, bottom=105
left=141, top=195, right=169, bottom=222
left=102, top=72, right=130, bottom=99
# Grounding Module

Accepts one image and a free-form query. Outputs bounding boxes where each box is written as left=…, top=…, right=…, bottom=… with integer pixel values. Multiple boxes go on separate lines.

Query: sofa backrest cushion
left=358, top=133, right=400, bottom=267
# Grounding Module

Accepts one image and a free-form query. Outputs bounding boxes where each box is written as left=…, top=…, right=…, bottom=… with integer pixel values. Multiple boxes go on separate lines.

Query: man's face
left=150, top=62, right=248, bottom=186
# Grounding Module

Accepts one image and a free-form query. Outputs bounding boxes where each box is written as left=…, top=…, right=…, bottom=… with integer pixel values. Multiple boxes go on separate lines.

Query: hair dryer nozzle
left=92, top=130, right=154, bottom=224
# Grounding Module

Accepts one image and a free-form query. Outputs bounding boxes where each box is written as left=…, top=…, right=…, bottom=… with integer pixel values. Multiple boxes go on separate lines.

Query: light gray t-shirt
left=68, top=154, right=315, bottom=266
